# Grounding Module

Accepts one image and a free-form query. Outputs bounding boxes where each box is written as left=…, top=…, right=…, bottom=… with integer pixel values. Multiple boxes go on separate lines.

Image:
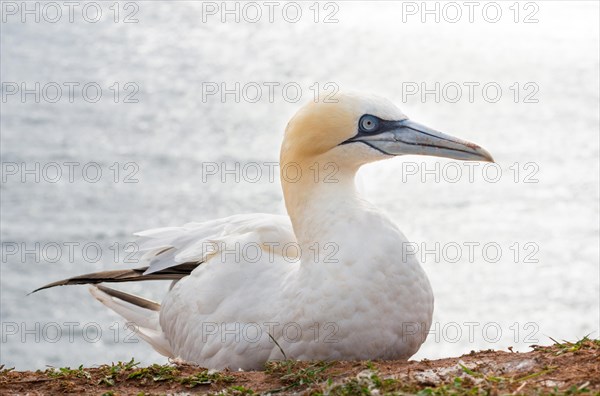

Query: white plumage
left=41, top=93, right=493, bottom=370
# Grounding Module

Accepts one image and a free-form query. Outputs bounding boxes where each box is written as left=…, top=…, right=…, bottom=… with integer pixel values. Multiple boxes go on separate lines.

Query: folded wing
left=34, top=213, right=295, bottom=292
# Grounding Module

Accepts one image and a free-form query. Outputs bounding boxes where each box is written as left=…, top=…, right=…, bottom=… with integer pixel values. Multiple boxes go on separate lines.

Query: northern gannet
left=35, top=93, right=493, bottom=370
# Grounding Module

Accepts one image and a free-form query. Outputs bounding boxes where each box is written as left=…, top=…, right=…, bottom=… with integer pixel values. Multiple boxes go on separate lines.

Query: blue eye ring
left=359, top=115, right=380, bottom=132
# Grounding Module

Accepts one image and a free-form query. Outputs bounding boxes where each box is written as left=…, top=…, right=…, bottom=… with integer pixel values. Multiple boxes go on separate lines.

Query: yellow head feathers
left=280, top=93, right=405, bottom=165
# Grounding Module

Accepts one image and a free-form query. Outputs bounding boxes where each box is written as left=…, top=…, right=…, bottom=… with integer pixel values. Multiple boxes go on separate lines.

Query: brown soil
left=1, top=339, right=598, bottom=395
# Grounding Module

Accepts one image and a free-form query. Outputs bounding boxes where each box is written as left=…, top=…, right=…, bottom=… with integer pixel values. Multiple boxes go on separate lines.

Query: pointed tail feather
left=95, top=284, right=160, bottom=311
left=30, top=263, right=199, bottom=294
left=89, top=285, right=173, bottom=357
left=30, top=263, right=200, bottom=358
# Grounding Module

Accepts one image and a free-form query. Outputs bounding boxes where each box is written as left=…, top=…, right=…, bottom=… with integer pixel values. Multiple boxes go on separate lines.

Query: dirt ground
left=1, top=338, right=598, bottom=395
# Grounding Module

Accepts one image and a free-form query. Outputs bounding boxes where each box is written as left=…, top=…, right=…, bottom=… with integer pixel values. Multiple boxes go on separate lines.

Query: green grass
left=6, top=336, right=599, bottom=395
left=40, top=358, right=235, bottom=389
left=264, top=360, right=333, bottom=392
left=222, top=385, right=257, bottom=395
left=126, top=363, right=234, bottom=388
left=179, top=370, right=236, bottom=387
left=315, top=368, right=592, bottom=396
left=45, top=364, right=92, bottom=380
left=127, top=363, right=179, bottom=382
left=97, top=358, right=140, bottom=386
left=539, top=335, right=600, bottom=355
left=260, top=338, right=599, bottom=395
left=0, top=365, right=15, bottom=376
left=311, top=370, right=407, bottom=396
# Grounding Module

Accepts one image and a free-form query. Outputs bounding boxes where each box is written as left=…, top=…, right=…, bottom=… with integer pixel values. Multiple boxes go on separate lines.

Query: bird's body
left=36, top=93, right=492, bottom=370
left=151, top=208, right=432, bottom=369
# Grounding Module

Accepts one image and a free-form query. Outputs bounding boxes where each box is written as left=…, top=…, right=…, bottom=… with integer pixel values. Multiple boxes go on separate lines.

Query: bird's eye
left=360, top=115, right=379, bottom=132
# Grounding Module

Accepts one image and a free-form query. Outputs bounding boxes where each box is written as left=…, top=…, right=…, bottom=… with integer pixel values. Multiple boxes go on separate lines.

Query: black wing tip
left=29, top=263, right=197, bottom=296
left=30, top=282, right=61, bottom=294
left=29, top=267, right=149, bottom=295
left=29, top=273, right=119, bottom=295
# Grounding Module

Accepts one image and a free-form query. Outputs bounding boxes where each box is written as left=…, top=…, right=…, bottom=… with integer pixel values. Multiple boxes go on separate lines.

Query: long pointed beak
left=352, top=119, right=494, bottom=162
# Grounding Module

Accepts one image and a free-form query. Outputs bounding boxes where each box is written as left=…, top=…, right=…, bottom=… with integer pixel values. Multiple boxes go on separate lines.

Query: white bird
left=35, top=93, right=493, bottom=370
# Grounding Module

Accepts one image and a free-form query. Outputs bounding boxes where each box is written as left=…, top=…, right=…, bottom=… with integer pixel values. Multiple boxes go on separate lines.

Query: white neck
left=281, top=160, right=397, bottom=269
left=284, top=167, right=360, bottom=244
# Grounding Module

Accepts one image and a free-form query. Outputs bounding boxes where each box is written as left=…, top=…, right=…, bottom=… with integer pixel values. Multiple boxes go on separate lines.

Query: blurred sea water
left=1, top=1, right=599, bottom=369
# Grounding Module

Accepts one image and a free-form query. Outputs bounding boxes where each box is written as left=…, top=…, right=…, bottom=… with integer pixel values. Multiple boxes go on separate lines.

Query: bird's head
left=281, top=92, right=493, bottom=172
